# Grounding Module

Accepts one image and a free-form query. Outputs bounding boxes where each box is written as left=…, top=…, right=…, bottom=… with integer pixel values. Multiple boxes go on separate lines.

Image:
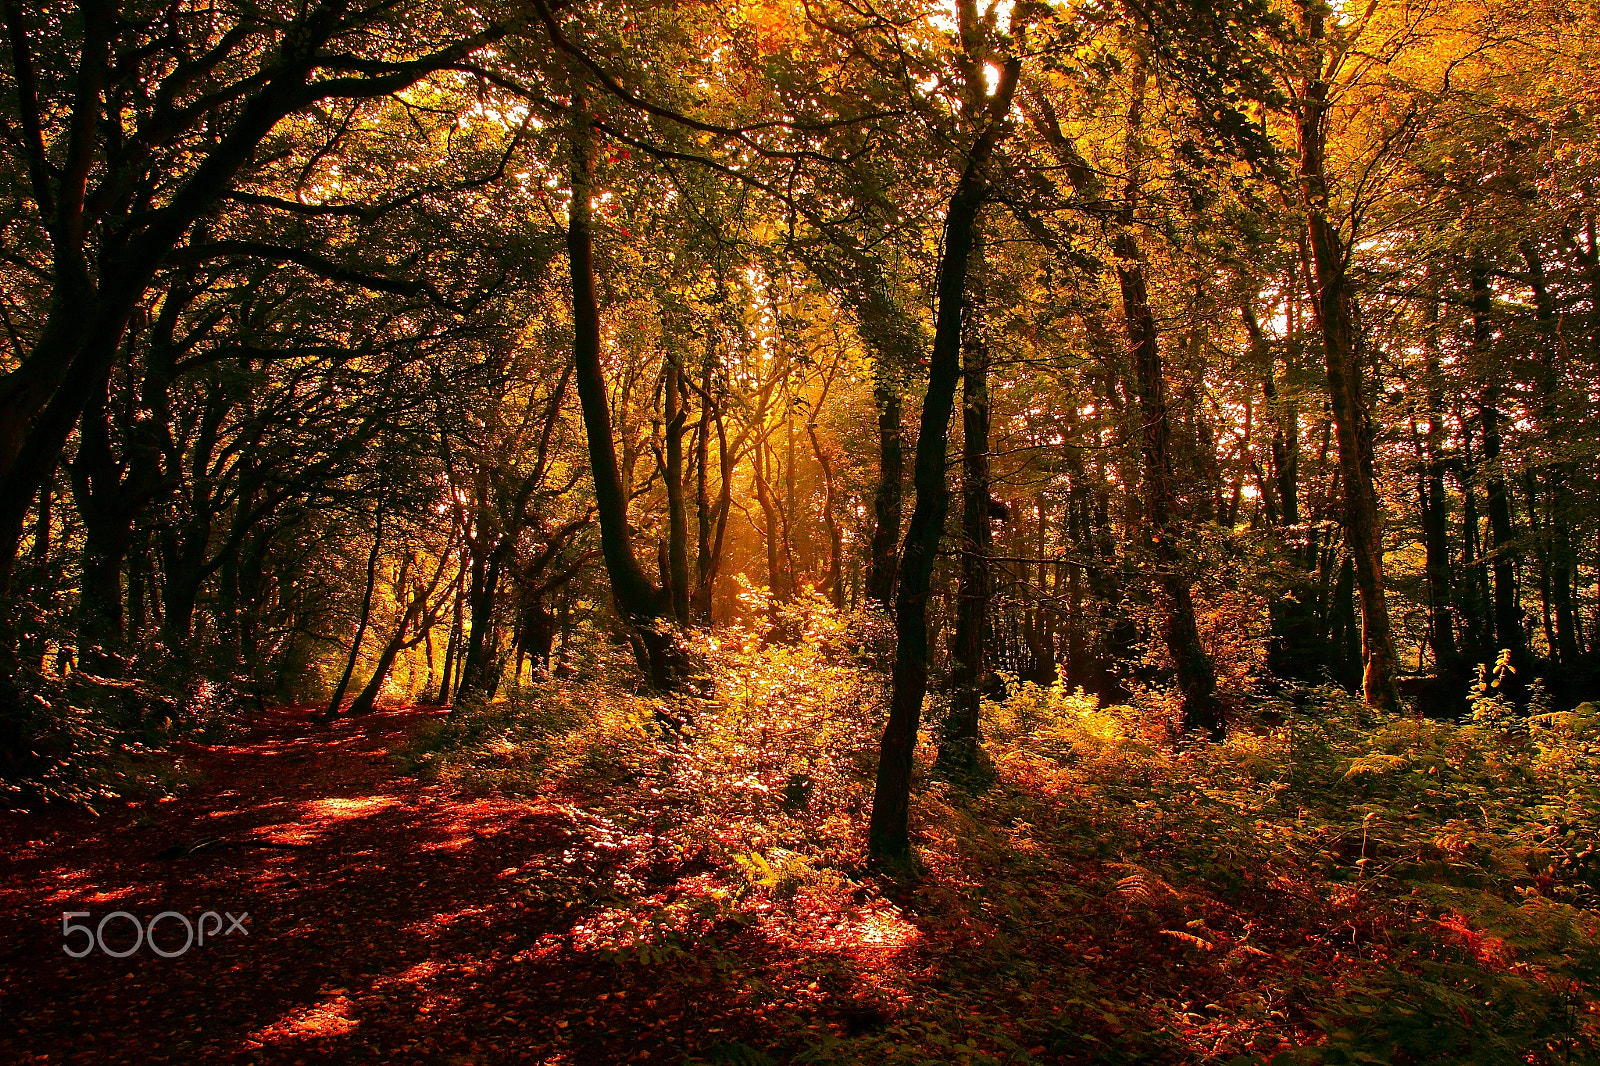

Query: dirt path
left=0, top=706, right=741, bottom=1065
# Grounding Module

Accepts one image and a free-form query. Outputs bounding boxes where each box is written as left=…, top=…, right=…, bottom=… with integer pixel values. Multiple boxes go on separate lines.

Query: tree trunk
left=868, top=56, right=1019, bottom=860
left=804, top=356, right=846, bottom=609
left=70, top=375, right=141, bottom=676
left=1117, top=60, right=1223, bottom=736
left=864, top=382, right=905, bottom=609
left=1242, top=299, right=1300, bottom=526
left=455, top=548, right=502, bottom=702
left=663, top=355, right=691, bottom=624
left=522, top=594, right=558, bottom=675
left=1521, top=240, right=1581, bottom=666
left=1419, top=290, right=1460, bottom=684
left=347, top=583, right=427, bottom=717
left=938, top=228, right=991, bottom=775
left=691, top=374, right=732, bottom=623
left=1458, top=463, right=1490, bottom=662
left=566, top=101, right=676, bottom=686
left=325, top=510, right=384, bottom=716
left=752, top=436, right=788, bottom=602
left=805, top=420, right=845, bottom=609
left=1296, top=2, right=1399, bottom=710
left=1025, top=69, right=1220, bottom=726
left=691, top=354, right=723, bottom=622
left=1118, top=242, right=1224, bottom=734
left=159, top=514, right=212, bottom=659
left=1470, top=266, right=1523, bottom=670
left=1329, top=551, right=1363, bottom=693
left=432, top=565, right=464, bottom=706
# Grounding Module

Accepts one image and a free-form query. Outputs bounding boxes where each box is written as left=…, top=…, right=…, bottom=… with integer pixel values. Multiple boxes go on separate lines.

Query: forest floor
left=0, top=698, right=1325, bottom=1066
left=1, top=702, right=767, bottom=1066
left=3, top=650, right=1598, bottom=1065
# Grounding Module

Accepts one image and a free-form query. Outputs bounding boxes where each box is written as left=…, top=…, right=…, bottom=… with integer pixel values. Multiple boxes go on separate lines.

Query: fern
left=1159, top=929, right=1216, bottom=951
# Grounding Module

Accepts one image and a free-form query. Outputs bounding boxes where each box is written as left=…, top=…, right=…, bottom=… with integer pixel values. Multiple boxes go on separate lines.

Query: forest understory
left=5, top=614, right=1600, bottom=1066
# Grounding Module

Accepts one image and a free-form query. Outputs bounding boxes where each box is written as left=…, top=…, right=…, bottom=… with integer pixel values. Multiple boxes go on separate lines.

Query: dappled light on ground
left=250, top=997, right=363, bottom=1045
left=0, top=701, right=942, bottom=1064
left=299, top=795, right=401, bottom=820
left=7, top=661, right=1600, bottom=1065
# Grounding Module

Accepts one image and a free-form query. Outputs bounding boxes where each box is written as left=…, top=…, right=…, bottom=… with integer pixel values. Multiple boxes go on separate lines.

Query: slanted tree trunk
left=347, top=543, right=456, bottom=716
left=1117, top=58, right=1224, bottom=736
left=325, top=508, right=385, bottom=717
left=1024, top=74, right=1221, bottom=730
left=1296, top=1, right=1399, bottom=710
left=868, top=55, right=1020, bottom=860
left=1117, top=243, right=1224, bottom=735
left=347, top=579, right=426, bottom=717
left=566, top=101, right=676, bottom=686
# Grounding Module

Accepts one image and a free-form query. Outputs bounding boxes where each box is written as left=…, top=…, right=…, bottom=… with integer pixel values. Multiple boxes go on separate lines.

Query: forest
left=2, top=0, right=1599, bottom=1062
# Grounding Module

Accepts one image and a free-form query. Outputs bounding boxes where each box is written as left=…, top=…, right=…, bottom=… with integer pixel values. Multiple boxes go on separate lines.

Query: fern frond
left=1160, top=929, right=1216, bottom=951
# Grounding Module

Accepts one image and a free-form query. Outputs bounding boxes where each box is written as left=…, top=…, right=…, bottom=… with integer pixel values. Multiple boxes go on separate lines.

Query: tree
left=868, top=9, right=1021, bottom=857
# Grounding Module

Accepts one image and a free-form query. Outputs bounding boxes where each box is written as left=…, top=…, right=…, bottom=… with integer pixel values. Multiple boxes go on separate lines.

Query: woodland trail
left=0, top=705, right=781, bottom=1066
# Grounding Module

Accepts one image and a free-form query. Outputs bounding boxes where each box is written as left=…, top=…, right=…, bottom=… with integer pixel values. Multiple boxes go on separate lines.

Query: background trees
left=2, top=0, right=1598, bottom=807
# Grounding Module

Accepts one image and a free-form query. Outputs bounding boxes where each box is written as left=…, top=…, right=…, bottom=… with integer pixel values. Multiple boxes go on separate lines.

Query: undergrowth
left=405, top=605, right=1600, bottom=1064
left=1, top=666, right=247, bottom=811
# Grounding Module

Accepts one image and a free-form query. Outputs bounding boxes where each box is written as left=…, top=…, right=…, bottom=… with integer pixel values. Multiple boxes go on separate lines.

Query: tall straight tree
left=662, top=353, right=691, bottom=625
left=937, top=223, right=993, bottom=773
left=1418, top=283, right=1461, bottom=686
left=1470, top=264, right=1523, bottom=670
